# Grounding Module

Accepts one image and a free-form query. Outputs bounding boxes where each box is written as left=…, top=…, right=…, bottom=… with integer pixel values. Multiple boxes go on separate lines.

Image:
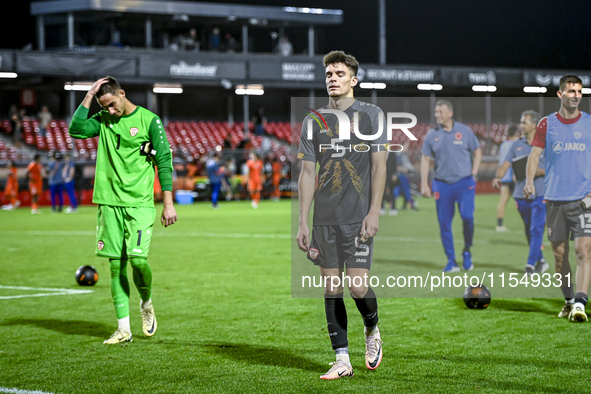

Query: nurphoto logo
left=303, top=106, right=418, bottom=153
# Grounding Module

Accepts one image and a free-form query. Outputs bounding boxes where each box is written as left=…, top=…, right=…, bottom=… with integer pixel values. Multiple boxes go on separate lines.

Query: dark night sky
left=4, top=0, right=591, bottom=71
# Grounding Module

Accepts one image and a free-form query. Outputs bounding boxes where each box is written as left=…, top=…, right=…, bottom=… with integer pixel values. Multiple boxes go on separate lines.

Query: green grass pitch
left=1, top=195, right=591, bottom=393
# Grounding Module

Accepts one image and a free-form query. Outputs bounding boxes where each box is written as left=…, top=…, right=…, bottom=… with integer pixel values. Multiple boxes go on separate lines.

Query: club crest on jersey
left=574, top=131, right=582, bottom=140
left=130, top=127, right=139, bottom=137
left=97, top=241, right=105, bottom=251
left=308, top=248, right=319, bottom=260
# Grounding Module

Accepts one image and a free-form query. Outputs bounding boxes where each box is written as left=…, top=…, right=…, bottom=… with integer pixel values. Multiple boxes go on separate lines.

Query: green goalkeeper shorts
left=96, top=205, right=156, bottom=258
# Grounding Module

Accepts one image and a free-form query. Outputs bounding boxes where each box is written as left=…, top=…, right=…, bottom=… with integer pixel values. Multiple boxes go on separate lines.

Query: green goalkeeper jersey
left=69, top=104, right=173, bottom=207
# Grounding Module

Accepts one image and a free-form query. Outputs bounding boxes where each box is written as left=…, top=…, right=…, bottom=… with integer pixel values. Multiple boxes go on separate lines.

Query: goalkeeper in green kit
left=69, top=76, right=178, bottom=344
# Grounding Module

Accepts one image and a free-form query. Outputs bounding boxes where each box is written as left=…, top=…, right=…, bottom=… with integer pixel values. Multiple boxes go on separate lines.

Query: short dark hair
left=559, top=75, right=583, bottom=91
left=97, top=76, right=122, bottom=99
left=507, top=125, right=518, bottom=137
left=323, top=51, right=359, bottom=77
left=435, top=99, right=453, bottom=112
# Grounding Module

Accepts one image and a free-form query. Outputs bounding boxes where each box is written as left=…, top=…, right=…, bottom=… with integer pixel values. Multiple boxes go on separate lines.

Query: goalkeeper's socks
left=118, top=316, right=131, bottom=333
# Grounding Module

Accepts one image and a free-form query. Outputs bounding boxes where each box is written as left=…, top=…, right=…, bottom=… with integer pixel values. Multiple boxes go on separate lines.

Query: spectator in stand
left=62, top=152, right=78, bottom=213
left=226, top=34, right=240, bottom=52
left=208, top=27, right=221, bottom=51
left=10, top=107, right=23, bottom=147
left=47, top=151, right=65, bottom=213
left=37, top=105, right=52, bottom=138
left=252, top=107, right=267, bottom=137
left=27, top=153, right=44, bottom=214
left=277, top=36, right=294, bottom=56
left=2, top=160, right=20, bottom=210
left=8, top=104, right=18, bottom=138
left=179, top=28, right=200, bottom=52
left=223, top=133, right=233, bottom=150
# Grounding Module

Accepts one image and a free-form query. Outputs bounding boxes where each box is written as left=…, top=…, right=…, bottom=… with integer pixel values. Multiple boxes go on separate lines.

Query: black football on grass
left=463, top=284, right=491, bottom=309
left=75, top=265, right=98, bottom=286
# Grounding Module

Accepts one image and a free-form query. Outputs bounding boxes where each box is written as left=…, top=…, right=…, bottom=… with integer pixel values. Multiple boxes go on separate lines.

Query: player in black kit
left=297, top=51, right=388, bottom=380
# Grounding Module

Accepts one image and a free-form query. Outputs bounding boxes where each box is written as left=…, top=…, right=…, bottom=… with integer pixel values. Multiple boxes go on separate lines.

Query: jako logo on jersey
left=308, top=247, right=319, bottom=260
left=553, top=141, right=586, bottom=153
left=130, top=127, right=139, bottom=137
left=304, top=107, right=418, bottom=142
left=97, top=241, right=105, bottom=251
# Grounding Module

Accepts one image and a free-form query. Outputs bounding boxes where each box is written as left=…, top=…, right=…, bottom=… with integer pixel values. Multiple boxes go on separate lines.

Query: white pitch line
left=0, top=230, right=95, bottom=236
left=0, top=388, right=56, bottom=394
left=0, top=285, right=93, bottom=292
left=0, top=286, right=93, bottom=300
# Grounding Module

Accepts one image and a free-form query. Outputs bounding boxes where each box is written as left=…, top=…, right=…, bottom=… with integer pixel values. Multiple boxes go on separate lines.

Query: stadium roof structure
left=30, top=0, right=343, bottom=24
left=30, top=0, right=343, bottom=53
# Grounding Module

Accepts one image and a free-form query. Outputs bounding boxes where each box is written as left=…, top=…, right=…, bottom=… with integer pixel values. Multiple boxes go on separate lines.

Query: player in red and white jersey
left=525, top=75, right=591, bottom=322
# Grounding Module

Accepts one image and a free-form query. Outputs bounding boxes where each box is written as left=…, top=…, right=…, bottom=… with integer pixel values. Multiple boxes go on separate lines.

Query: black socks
left=353, top=287, right=379, bottom=328
left=325, top=293, right=348, bottom=350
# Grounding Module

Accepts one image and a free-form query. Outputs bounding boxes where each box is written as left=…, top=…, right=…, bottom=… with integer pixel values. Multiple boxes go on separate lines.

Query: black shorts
left=307, top=223, right=374, bottom=270
left=501, top=181, right=515, bottom=195
left=546, top=200, right=591, bottom=241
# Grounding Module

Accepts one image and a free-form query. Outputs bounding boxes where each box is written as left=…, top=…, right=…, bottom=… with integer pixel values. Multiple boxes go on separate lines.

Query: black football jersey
left=298, top=100, right=387, bottom=225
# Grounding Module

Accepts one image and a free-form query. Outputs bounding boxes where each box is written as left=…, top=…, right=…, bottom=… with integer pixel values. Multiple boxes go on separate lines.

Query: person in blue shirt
left=421, top=100, right=482, bottom=272
left=493, top=110, right=547, bottom=276
left=495, top=125, right=519, bottom=232
left=206, top=151, right=224, bottom=209
left=47, top=151, right=65, bottom=213
left=525, top=75, right=591, bottom=323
